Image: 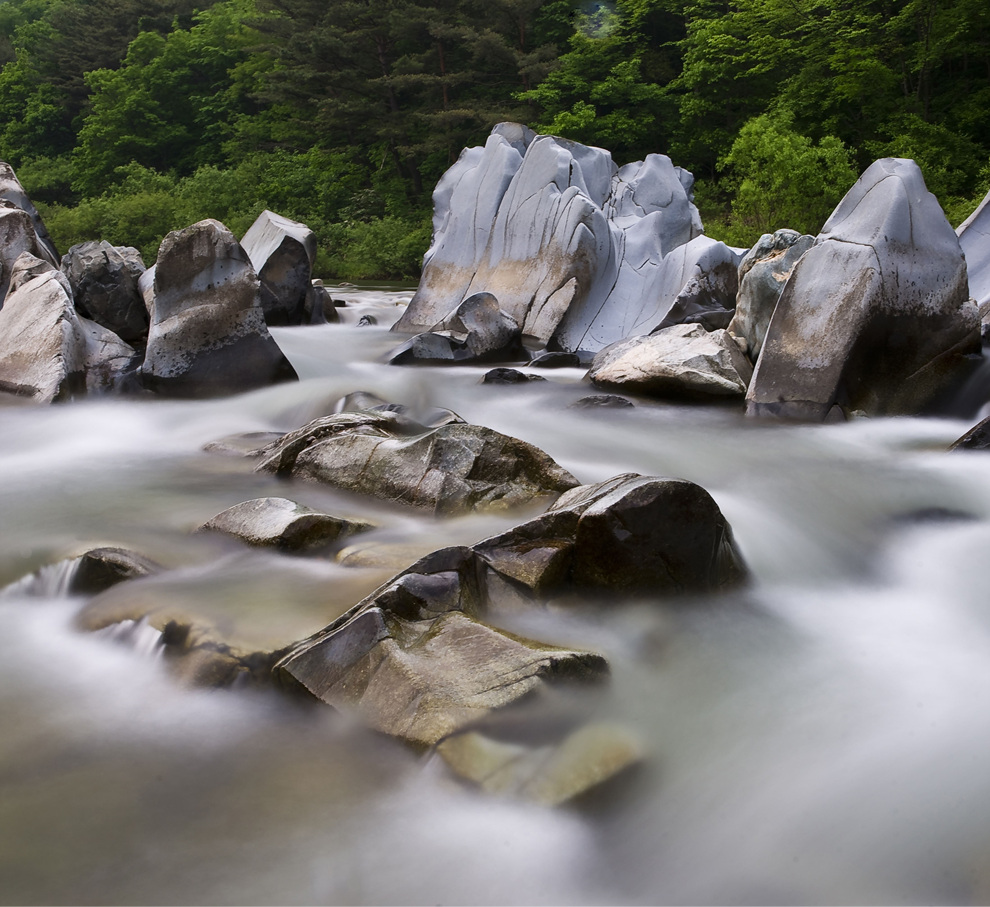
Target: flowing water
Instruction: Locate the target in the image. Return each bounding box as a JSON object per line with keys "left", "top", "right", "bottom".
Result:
{"left": 3, "top": 287, "right": 990, "bottom": 905}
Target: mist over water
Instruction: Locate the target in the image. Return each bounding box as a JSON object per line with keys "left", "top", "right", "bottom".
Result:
{"left": 3, "top": 289, "right": 990, "bottom": 904}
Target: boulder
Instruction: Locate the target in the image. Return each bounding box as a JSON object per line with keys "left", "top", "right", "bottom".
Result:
{"left": 0, "top": 161, "right": 58, "bottom": 265}
{"left": 394, "top": 125, "right": 709, "bottom": 352}
{"left": 252, "top": 411, "right": 579, "bottom": 516}
{"left": 481, "top": 367, "right": 547, "bottom": 385}
{"left": 387, "top": 291, "right": 525, "bottom": 365}
{"left": 0, "top": 254, "right": 137, "bottom": 402}
{"left": 141, "top": 219, "right": 298, "bottom": 397}
{"left": 727, "top": 229, "right": 813, "bottom": 362}
{"left": 240, "top": 209, "right": 317, "bottom": 326}
{"left": 304, "top": 280, "right": 338, "bottom": 324}
{"left": 1, "top": 546, "right": 160, "bottom": 598}
{"left": 277, "top": 606, "right": 606, "bottom": 746}
{"left": 746, "top": 159, "right": 980, "bottom": 420}
{"left": 198, "top": 497, "right": 373, "bottom": 553}
{"left": 0, "top": 203, "right": 58, "bottom": 305}
{"left": 958, "top": 189, "right": 990, "bottom": 311}
{"left": 61, "top": 241, "right": 148, "bottom": 345}
{"left": 588, "top": 324, "right": 753, "bottom": 400}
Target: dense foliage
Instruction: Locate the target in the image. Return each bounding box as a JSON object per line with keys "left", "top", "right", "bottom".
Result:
{"left": 1, "top": 0, "right": 989, "bottom": 275}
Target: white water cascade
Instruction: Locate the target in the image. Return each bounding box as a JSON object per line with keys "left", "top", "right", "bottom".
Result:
{"left": 3, "top": 287, "right": 990, "bottom": 905}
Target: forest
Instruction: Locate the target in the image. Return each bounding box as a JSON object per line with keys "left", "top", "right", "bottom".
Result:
{"left": 0, "top": 0, "right": 988, "bottom": 279}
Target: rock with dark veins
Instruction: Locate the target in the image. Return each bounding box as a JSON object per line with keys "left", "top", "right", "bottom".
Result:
{"left": 746, "top": 158, "right": 980, "bottom": 420}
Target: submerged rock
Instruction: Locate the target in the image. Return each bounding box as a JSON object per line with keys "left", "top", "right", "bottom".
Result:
{"left": 746, "top": 159, "right": 980, "bottom": 420}
{"left": 240, "top": 209, "right": 317, "bottom": 326}
{"left": 481, "top": 367, "right": 547, "bottom": 385}
{"left": 727, "top": 229, "right": 813, "bottom": 362}
{"left": 588, "top": 324, "right": 753, "bottom": 400}
{"left": 569, "top": 394, "right": 634, "bottom": 409}
{"left": 61, "top": 241, "right": 148, "bottom": 345}
{"left": 253, "top": 411, "right": 578, "bottom": 516}
{"left": 958, "top": 189, "right": 990, "bottom": 311}
{"left": 0, "top": 253, "right": 137, "bottom": 402}
{"left": 141, "top": 219, "right": 298, "bottom": 397}
{"left": 277, "top": 606, "right": 606, "bottom": 746}
{"left": 198, "top": 497, "right": 373, "bottom": 553}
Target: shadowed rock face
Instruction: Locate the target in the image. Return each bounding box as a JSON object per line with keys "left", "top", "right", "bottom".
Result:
{"left": 141, "top": 219, "right": 298, "bottom": 397}
{"left": 393, "top": 124, "right": 720, "bottom": 354}
{"left": 61, "top": 241, "right": 148, "bottom": 345}
{"left": 253, "top": 410, "right": 579, "bottom": 516}
{"left": 0, "top": 254, "right": 137, "bottom": 402}
{"left": 588, "top": 324, "right": 753, "bottom": 400}
{"left": 240, "top": 209, "right": 317, "bottom": 326}
{"left": 746, "top": 158, "right": 980, "bottom": 421}
{"left": 728, "top": 229, "right": 814, "bottom": 362}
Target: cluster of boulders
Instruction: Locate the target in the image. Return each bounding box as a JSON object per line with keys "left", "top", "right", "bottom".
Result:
{"left": 0, "top": 166, "right": 354, "bottom": 401}
{"left": 388, "top": 126, "right": 990, "bottom": 423}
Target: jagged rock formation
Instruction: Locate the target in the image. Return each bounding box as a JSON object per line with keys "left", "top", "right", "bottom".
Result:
{"left": 0, "top": 254, "right": 137, "bottom": 401}
{"left": 393, "top": 124, "right": 737, "bottom": 355}
{"left": 0, "top": 161, "right": 59, "bottom": 267}
{"left": 240, "top": 209, "right": 318, "bottom": 326}
{"left": 61, "top": 241, "right": 148, "bottom": 345}
{"left": 588, "top": 323, "right": 753, "bottom": 399}
{"left": 141, "top": 219, "right": 298, "bottom": 397}
{"left": 727, "top": 229, "right": 813, "bottom": 362}
{"left": 746, "top": 158, "right": 980, "bottom": 420}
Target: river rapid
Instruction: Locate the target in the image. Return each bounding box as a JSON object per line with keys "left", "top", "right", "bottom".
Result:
{"left": 3, "top": 287, "right": 990, "bottom": 905}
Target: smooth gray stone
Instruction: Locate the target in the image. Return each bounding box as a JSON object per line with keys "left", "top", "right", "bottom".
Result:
{"left": 589, "top": 324, "right": 753, "bottom": 399}
{"left": 552, "top": 234, "right": 739, "bottom": 354}
{"left": 240, "top": 209, "right": 317, "bottom": 326}
{"left": 0, "top": 161, "right": 59, "bottom": 266}
{"left": 0, "top": 203, "right": 58, "bottom": 305}
{"left": 387, "top": 292, "right": 523, "bottom": 365}
{"left": 746, "top": 158, "right": 980, "bottom": 420}
{"left": 141, "top": 219, "right": 298, "bottom": 398}
{"left": 253, "top": 411, "right": 578, "bottom": 516}
{"left": 728, "top": 229, "right": 813, "bottom": 362}
{"left": 958, "top": 189, "right": 990, "bottom": 310}
{"left": 0, "top": 254, "right": 137, "bottom": 402}
{"left": 61, "top": 241, "right": 148, "bottom": 344}
{"left": 198, "top": 497, "right": 373, "bottom": 553}
{"left": 395, "top": 126, "right": 706, "bottom": 351}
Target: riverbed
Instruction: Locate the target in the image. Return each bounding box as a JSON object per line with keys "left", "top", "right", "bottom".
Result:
{"left": 3, "top": 288, "right": 990, "bottom": 905}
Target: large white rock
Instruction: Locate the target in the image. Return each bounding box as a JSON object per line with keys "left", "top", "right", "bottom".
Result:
{"left": 394, "top": 125, "right": 710, "bottom": 352}
{"left": 958, "top": 190, "right": 990, "bottom": 311}
{"left": 746, "top": 159, "right": 980, "bottom": 420}
{"left": 588, "top": 323, "right": 753, "bottom": 399}
{"left": 240, "top": 209, "right": 317, "bottom": 325}
{"left": 0, "top": 202, "right": 58, "bottom": 305}
{"left": 728, "top": 229, "right": 813, "bottom": 362}
{"left": 0, "top": 161, "right": 59, "bottom": 266}
{"left": 0, "top": 254, "right": 136, "bottom": 402}
{"left": 141, "top": 219, "right": 297, "bottom": 397}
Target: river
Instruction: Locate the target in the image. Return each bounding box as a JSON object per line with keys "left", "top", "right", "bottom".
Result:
{"left": 3, "top": 287, "right": 990, "bottom": 905}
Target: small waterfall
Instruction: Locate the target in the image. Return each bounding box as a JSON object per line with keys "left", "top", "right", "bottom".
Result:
{"left": 94, "top": 618, "right": 165, "bottom": 660}
{"left": 0, "top": 556, "right": 83, "bottom": 599}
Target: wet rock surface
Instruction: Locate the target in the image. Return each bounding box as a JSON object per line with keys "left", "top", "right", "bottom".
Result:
{"left": 141, "top": 219, "right": 298, "bottom": 397}
{"left": 0, "top": 254, "right": 137, "bottom": 402}
{"left": 250, "top": 410, "right": 579, "bottom": 516}
{"left": 588, "top": 323, "right": 753, "bottom": 399}
{"left": 199, "top": 497, "right": 374, "bottom": 553}
{"left": 746, "top": 159, "right": 980, "bottom": 420}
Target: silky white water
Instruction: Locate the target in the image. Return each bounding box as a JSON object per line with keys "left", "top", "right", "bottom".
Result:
{"left": 3, "top": 288, "right": 990, "bottom": 904}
